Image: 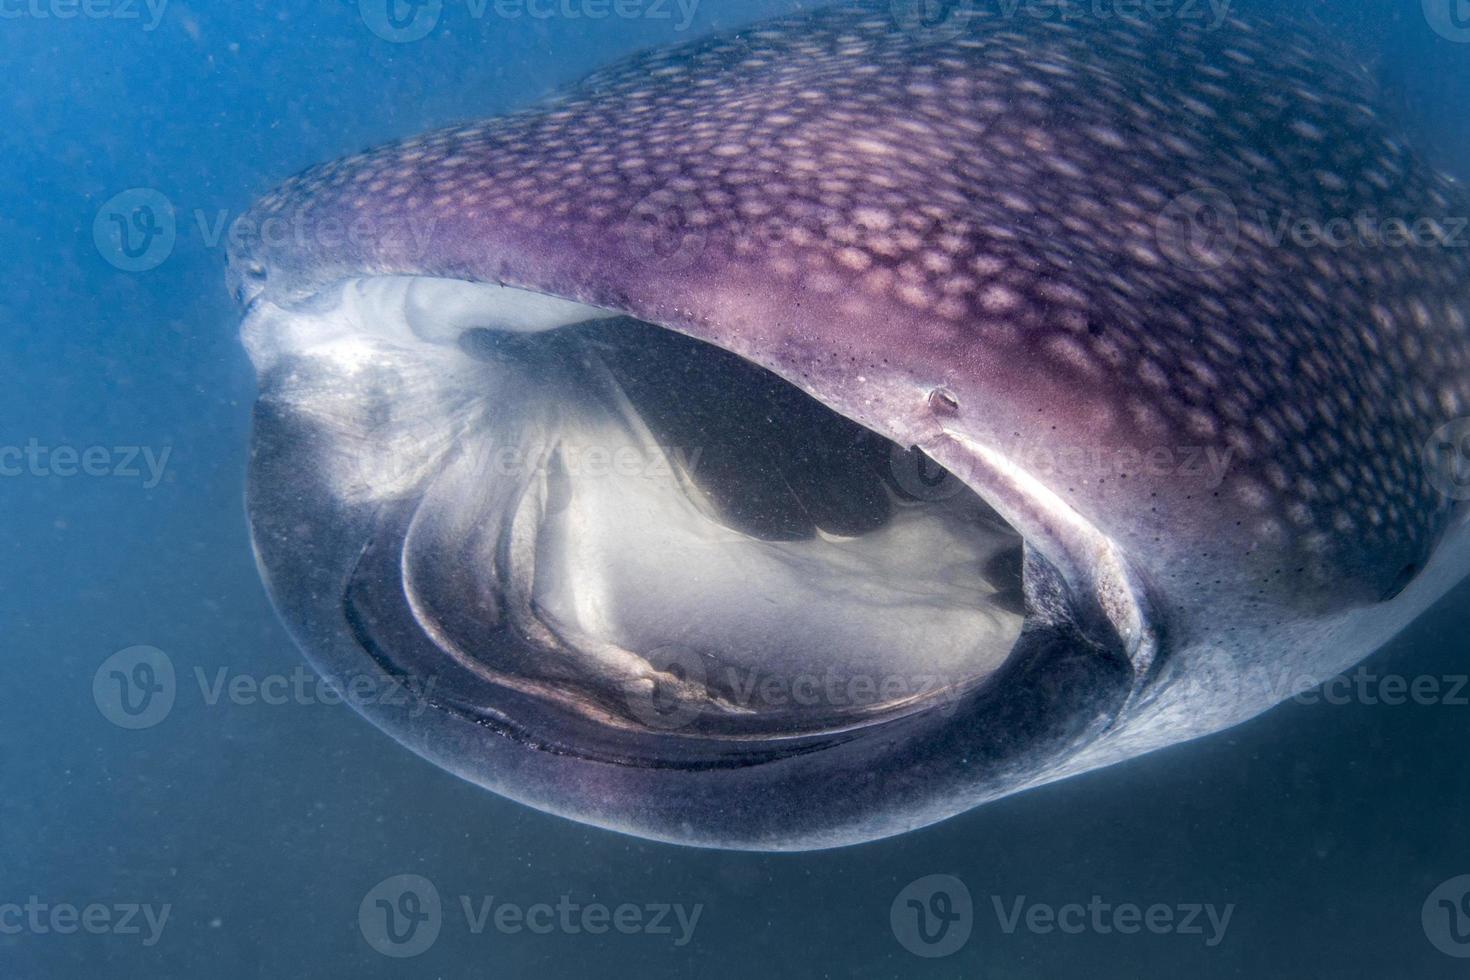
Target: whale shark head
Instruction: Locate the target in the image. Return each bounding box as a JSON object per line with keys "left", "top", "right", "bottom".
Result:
{"left": 228, "top": 1, "right": 1470, "bottom": 849}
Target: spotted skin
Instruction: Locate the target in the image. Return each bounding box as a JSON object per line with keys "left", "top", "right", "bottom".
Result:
{"left": 229, "top": 2, "right": 1470, "bottom": 847}
{"left": 230, "top": 2, "right": 1469, "bottom": 618}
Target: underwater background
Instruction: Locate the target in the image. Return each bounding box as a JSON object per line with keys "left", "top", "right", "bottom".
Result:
{"left": 2, "top": 0, "right": 1470, "bottom": 975}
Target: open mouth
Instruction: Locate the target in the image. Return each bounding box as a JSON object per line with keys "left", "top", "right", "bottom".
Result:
{"left": 246, "top": 276, "right": 1031, "bottom": 751}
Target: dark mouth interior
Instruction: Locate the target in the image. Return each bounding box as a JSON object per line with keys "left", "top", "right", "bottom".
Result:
{"left": 467, "top": 318, "right": 1017, "bottom": 550}
{"left": 321, "top": 279, "right": 1030, "bottom": 740}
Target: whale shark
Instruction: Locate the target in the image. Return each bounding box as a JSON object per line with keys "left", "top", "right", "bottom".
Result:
{"left": 226, "top": 1, "right": 1470, "bottom": 850}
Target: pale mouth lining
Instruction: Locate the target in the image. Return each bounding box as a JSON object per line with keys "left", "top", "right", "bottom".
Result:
{"left": 251, "top": 277, "right": 1029, "bottom": 741}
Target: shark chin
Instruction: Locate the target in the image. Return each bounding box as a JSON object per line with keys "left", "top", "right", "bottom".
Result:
{"left": 229, "top": 2, "right": 1470, "bottom": 849}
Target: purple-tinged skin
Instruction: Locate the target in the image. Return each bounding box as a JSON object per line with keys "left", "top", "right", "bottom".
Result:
{"left": 228, "top": 1, "right": 1470, "bottom": 849}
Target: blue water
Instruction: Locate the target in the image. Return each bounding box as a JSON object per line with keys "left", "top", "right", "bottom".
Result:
{"left": 3, "top": 1, "right": 1470, "bottom": 976}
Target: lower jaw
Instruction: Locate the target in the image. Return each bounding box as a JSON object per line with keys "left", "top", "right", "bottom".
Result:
{"left": 241, "top": 274, "right": 1142, "bottom": 846}
{"left": 245, "top": 275, "right": 1148, "bottom": 747}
